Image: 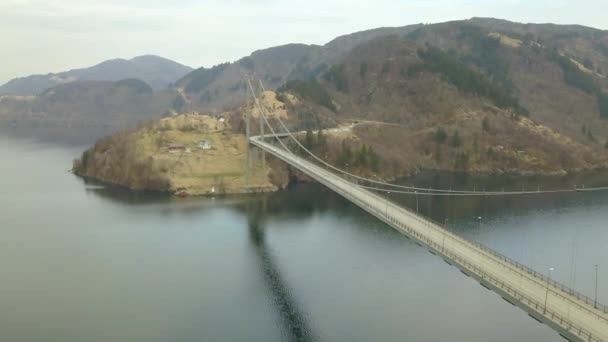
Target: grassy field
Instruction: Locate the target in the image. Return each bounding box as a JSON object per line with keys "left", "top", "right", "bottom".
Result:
{"left": 80, "top": 114, "right": 276, "bottom": 195}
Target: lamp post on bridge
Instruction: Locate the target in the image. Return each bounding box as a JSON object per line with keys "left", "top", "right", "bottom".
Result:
{"left": 477, "top": 216, "right": 482, "bottom": 229}
{"left": 544, "top": 267, "right": 555, "bottom": 314}
{"left": 415, "top": 191, "right": 419, "bottom": 212}
{"left": 385, "top": 191, "right": 391, "bottom": 217}
{"left": 595, "top": 264, "right": 599, "bottom": 309}
{"left": 442, "top": 218, "right": 448, "bottom": 252}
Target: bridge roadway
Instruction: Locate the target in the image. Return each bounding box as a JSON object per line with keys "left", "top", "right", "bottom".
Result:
{"left": 250, "top": 135, "right": 608, "bottom": 342}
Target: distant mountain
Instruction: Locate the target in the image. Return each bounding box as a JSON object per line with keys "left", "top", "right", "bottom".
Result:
{"left": 4, "top": 17, "right": 608, "bottom": 155}
{"left": 0, "top": 55, "right": 192, "bottom": 95}
{"left": 0, "top": 79, "right": 177, "bottom": 144}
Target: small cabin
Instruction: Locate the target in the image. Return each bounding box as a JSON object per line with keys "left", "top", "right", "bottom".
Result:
{"left": 198, "top": 140, "right": 211, "bottom": 150}
{"left": 168, "top": 143, "right": 186, "bottom": 153}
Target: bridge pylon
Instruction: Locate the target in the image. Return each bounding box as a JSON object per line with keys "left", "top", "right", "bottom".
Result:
{"left": 245, "top": 77, "right": 267, "bottom": 173}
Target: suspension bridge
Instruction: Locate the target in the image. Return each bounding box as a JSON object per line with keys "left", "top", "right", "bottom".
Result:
{"left": 245, "top": 78, "right": 608, "bottom": 341}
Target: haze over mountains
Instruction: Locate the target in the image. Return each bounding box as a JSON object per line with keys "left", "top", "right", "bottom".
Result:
{"left": 0, "top": 55, "right": 193, "bottom": 96}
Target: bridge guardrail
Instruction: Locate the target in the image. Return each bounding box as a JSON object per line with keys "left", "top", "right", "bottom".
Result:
{"left": 318, "top": 170, "right": 603, "bottom": 341}
{"left": 378, "top": 207, "right": 603, "bottom": 342}
{"left": 348, "top": 192, "right": 603, "bottom": 342}
{"left": 470, "top": 240, "right": 608, "bottom": 314}
{"left": 254, "top": 138, "right": 606, "bottom": 341}
{"left": 407, "top": 224, "right": 603, "bottom": 342}
{"left": 393, "top": 201, "right": 608, "bottom": 323}
{"left": 403, "top": 207, "right": 608, "bottom": 316}
{"left": 339, "top": 167, "right": 608, "bottom": 316}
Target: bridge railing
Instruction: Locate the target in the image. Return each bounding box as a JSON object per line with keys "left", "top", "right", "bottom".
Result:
{"left": 405, "top": 208, "right": 608, "bottom": 315}
{"left": 342, "top": 188, "right": 603, "bottom": 342}
{"left": 375, "top": 206, "right": 603, "bottom": 342}
{"left": 469, "top": 239, "right": 608, "bottom": 314}
{"left": 388, "top": 199, "right": 608, "bottom": 321}
{"left": 318, "top": 169, "right": 604, "bottom": 340}
{"left": 384, "top": 195, "right": 608, "bottom": 315}
{"left": 254, "top": 138, "right": 606, "bottom": 341}
{"left": 343, "top": 171, "right": 608, "bottom": 315}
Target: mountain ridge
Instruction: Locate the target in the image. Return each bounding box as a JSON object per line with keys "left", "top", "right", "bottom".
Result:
{"left": 3, "top": 17, "right": 608, "bottom": 151}
{"left": 0, "top": 55, "right": 193, "bottom": 96}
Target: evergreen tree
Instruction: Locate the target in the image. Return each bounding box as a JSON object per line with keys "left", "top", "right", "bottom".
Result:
{"left": 482, "top": 117, "right": 490, "bottom": 132}
{"left": 357, "top": 145, "right": 368, "bottom": 167}
{"left": 316, "top": 129, "right": 327, "bottom": 149}
{"left": 454, "top": 152, "right": 469, "bottom": 171}
{"left": 337, "top": 140, "right": 352, "bottom": 167}
{"left": 450, "top": 130, "right": 462, "bottom": 148}
{"left": 305, "top": 129, "right": 314, "bottom": 149}
{"left": 434, "top": 127, "right": 447, "bottom": 144}
{"left": 360, "top": 62, "right": 368, "bottom": 78}
{"left": 369, "top": 147, "right": 381, "bottom": 172}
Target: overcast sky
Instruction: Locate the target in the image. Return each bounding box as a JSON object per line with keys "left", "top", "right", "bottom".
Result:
{"left": 1, "top": 0, "right": 607, "bottom": 84}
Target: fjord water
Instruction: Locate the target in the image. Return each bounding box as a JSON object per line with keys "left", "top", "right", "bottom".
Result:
{"left": 1, "top": 136, "right": 606, "bottom": 342}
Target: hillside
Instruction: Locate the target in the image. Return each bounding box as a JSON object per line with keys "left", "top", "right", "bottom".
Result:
{"left": 173, "top": 24, "right": 423, "bottom": 112}
{"left": 74, "top": 80, "right": 608, "bottom": 199}
{"left": 274, "top": 21, "right": 608, "bottom": 177}
{"left": 0, "top": 55, "right": 192, "bottom": 95}
{"left": 73, "top": 113, "right": 279, "bottom": 195}
{"left": 171, "top": 18, "right": 608, "bottom": 130}
{"left": 400, "top": 18, "right": 608, "bottom": 139}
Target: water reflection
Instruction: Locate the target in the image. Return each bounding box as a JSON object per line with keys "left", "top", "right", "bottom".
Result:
{"left": 246, "top": 196, "right": 318, "bottom": 342}
{"left": 81, "top": 179, "right": 172, "bottom": 205}
{"left": 82, "top": 179, "right": 321, "bottom": 341}
{"left": 80, "top": 169, "right": 608, "bottom": 223}
{"left": 83, "top": 176, "right": 354, "bottom": 221}
{"left": 78, "top": 169, "right": 608, "bottom": 329}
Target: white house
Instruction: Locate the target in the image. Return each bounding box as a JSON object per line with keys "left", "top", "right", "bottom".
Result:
{"left": 198, "top": 140, "right": 211, "bottom": 150}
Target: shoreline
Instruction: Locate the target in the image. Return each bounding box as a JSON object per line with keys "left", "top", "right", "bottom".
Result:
{"left": 73, "top": 165, "right": 608, "bottom": 198}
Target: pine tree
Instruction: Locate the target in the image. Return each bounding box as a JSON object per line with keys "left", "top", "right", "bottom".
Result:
{"left": 434, "top": 127, "right": 447, "bottom": 144}
{"left": 450, "top": 130, "right": 462, "bottom": 148}
{"left": 482, "top": 117, "right": 490, "bottom": 132}
{"left": 338, "top": 140, "right": 352, "bottom": 167}
{"left": 305, "top": 129, "right": 314, "bottom": 149}
{"left": 357, "top": 144, "right": 368, "bottom": 167}
{"left": 369, "top": 147, "right": 381, "bottom": 172}
{"left": 316, "top": 129, "right": 327, "bottom": 151}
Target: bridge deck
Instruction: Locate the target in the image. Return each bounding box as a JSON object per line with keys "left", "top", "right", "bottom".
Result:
{"left": 251, "top": 136, "right": 608, "bottom": 342}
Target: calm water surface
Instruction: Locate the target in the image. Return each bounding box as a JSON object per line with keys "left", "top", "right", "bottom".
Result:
{"left": 0, "top": 136, "right": 606, "bottom": 342}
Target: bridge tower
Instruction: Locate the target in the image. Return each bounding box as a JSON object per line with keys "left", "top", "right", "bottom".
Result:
{"left": 246, "top": 77, "right": 267, "bottom": 171}
{"left": 257, "top": 80, "right": 266, "bottom": 170}
{"left": 245, "top": 76, "right": 251, "bottom": 184}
